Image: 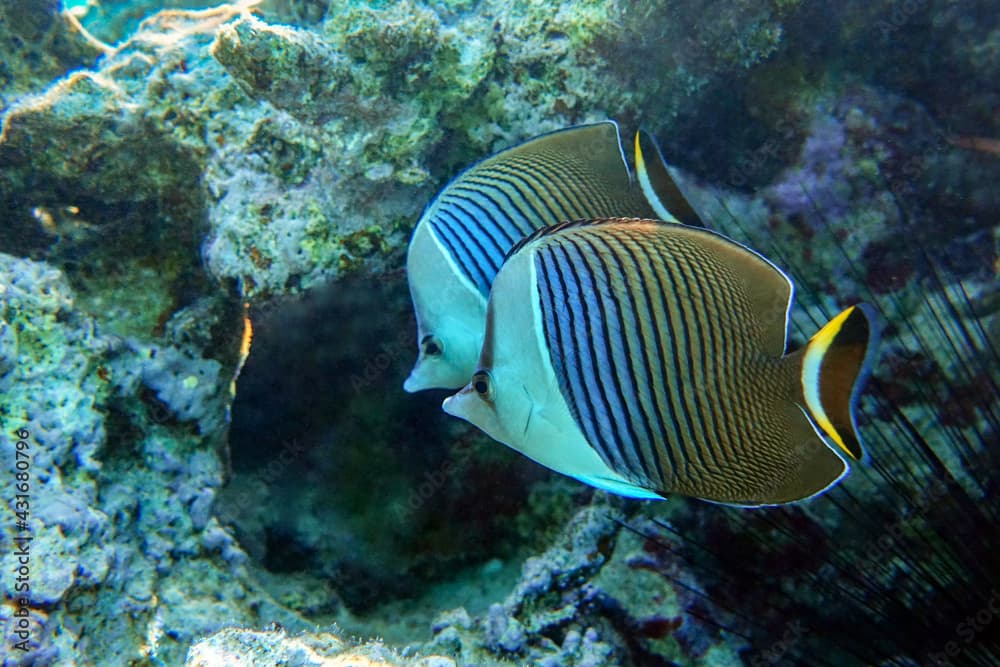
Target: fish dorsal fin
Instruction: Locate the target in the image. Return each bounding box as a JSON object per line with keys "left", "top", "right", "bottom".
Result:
{"left": 423, "top": 122, "right": 654, "bottom": 297}
{"left": 634, "top": 130, "right": 705, "bottom": 228}
{"left": 511, "top": 218, "right": 792, "bottom": 359}
{"left": 505, "top": 216, "right": 643, "bottom": 262}
{"left": 693, "top": 231, "right": 794, "bottom": 356}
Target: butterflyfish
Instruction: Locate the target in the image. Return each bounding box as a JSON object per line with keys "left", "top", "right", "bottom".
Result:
{"left": 404, "top": 122, "right": 701, "bottom": 392}
{"left": 442, "top": 218, "right": 879, "bottom": 506}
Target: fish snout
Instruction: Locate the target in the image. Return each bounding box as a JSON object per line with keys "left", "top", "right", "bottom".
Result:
{"left": 441, "top": 384, "right": 474, "bottom": 419}
{"left": 403, "top": 369, "right": 422, "bottom": 393}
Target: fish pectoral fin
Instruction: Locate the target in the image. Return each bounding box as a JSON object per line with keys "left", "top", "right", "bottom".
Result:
{"left": 521, "top": 384, "right": 534, "bottom": 436}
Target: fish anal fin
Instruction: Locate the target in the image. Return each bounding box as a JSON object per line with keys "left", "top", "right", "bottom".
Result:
{"left": 678, "top": 405, "right": 847, "bottom": 507}
{"left": 750, "top": 405, "right": 849, "bottom": 505}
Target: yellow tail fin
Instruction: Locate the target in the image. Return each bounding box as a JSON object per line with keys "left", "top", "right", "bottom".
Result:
{"left": 796, "top": 304, "right": 879, "bottom": 462}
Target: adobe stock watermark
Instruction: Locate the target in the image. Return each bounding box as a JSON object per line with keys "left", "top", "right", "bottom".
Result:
{"left": 726, "top": 89, "right": 826, "bottom": 188}
{"left": 350, "top": 325, "right": 413, "bottom": 394}
{"left": 389, "top": 445, "right": 475, "bottom": 522}
{"left": 227, "top": 437, "right": 307, "bottom": 510}
{"left": 875, "top": 0, "right": 958, "bottom": 38}
{"left": 816, "top": 475, "right": 953, "bottom": 583}
{"left": 747, "top": 620, "right": 805, "bottom": 667}
{"left": 924, "top": 588, "right": 1000, "bottom": 666}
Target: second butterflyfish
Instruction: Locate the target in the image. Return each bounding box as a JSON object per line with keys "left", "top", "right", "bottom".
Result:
{"left": 443, "top": 218, "right": 879, "bottom": 506}
{"left": 404, "top": 121, "right": 700, "bottom": 392}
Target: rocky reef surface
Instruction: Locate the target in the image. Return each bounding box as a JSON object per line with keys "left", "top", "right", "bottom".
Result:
{"left": 1, "top": 0, "right": 997, "bottom": 665}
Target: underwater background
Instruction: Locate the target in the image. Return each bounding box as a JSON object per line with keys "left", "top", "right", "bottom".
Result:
{"left": 0, "top": 0, "right": 998, "bottom": 665}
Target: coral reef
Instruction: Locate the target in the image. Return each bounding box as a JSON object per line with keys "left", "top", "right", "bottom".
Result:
{"left": 425, "top": 503, "right": 745, "bottom": 666}
{"left": 185, "top": 626, "right": 458, "bottom": 667}
{"left": 0, "top": 0, "right": 107, "bottom": 108}
{"left": 0, "top": 253, "right": 299, "bottom": 665}
{"left": 0, "top": 0, "right": 996, "bottom": 665}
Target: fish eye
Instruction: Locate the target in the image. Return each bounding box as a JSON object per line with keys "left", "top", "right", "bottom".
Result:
{"left": 472, "top": 370, "right": 493, "bottom": 400}
{"left": 421, "top": 334, "right": 442, "bottom": 357}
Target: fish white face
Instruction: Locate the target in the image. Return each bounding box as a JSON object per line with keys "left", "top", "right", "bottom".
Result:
{"left": 404, "top": 223, "right": 488, "bottom": 392}
{"left": 442, "top": 247, "right": 661, "bottom": 499}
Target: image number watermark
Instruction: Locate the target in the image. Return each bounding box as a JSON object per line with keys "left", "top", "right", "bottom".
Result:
{"left": 10, "top": 427, "right": 33, "bottom": 653}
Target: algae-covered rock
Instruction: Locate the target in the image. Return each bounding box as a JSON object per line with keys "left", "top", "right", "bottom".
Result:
{"left": 1, "top": 0, "right": 810, "bottom": 303}
{"left": 425, "top": 503, "right": 745, "bottom": 666}
{"left": 212, "top": 15, "right": 353, "bottom": 123}
{"left": 0, "top": 0, "right": 108, "bottom": 109}
{"left": 0, "top": 249, "right": 291, "bottom": 665}
{"left": 185, "top": 626, "right": 458, "bottom": 667}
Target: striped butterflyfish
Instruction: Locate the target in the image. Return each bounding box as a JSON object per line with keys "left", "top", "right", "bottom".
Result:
{"left": 442, "top": 218, "right": 879, "bottom": 506}
{"left": 404, "top": 121, "right": 701, "bottom": 392}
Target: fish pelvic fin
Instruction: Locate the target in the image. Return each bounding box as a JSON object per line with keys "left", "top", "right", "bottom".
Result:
{"left": 793, "top": 304, "right": 880, "bottom": 462}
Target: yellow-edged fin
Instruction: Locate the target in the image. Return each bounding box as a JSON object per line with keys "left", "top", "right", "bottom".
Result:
{"left": 798, "top": 304, "right": 879, "bottom": 461}
{"left": 229, "top": 303, "right": 254, "bottom": 401}
{"left": 634, "top": 130, "right": 705, "bottom": 228}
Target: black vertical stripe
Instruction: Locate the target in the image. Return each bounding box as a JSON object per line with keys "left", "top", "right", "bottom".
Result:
{"left": 487, "top": 163, "right": 569, "bottom": 227}
{"left": 438, "top": 198, "right": 509, "bottom": 264}
{"left": 574, "top": 235, "right": 657, "bottom": 481}
{"left": 673, "top": 247, "right": 738, "bottom": 463}
{"left": 446, "top": 186, "right": 523, "bottom": 246}
{"left": 538, "top": 249, "right": 614, "bottom": 468}
{"left": 645, "top": 251, "right": 704, "bottom": 475}
{"left": 554, "top": 242, "right": 633, "bottom": 473}
{"left": 456, "top": 177, "right": 539, "bottom": 239}
{"left": 515, "top": 156, "right": 592, "bottom": 218}
{"left": 613, "top": 237, "right": 683, "bottom": 483}
{"left": 434, "top": 210, "right": 501, "bottom": 289}
{"left": 431, "top": 218, "right": 492, "bottom": 293}
{"left": 585, "top": 234, "right": 671, "bottom": 485}
{"left": 669, "top": 246, "right": 732, "bottom": 468}
{"left": 697, "top": 256, "right": 756, "bottom": 461}
{"left": 643, "top": 241, "right": 713, "bottom": 476}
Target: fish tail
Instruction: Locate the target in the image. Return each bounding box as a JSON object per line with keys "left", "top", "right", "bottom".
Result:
{"left": 792, "top": 304, "right": 880, "bottom": 462}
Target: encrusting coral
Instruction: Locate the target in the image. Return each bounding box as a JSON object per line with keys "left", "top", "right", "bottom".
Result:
{"left": 1, "top": 0, "right": 997, "bottom": 665}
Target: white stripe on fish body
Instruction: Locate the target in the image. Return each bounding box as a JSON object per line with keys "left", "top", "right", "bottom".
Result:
{"left": 442, "top": 243, "right": 662, "bottom": 500}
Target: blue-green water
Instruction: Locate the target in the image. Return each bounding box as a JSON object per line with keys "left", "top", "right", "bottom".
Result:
{"left": 0, "top": 1, "right": 997, "bottom": 666}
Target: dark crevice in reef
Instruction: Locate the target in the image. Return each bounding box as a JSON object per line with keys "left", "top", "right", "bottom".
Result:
{"left": 222, "top": 272, "right": 546, "bottom": 613}
{"left": 263, "top": 526, "right": 317, "bottom": 574}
